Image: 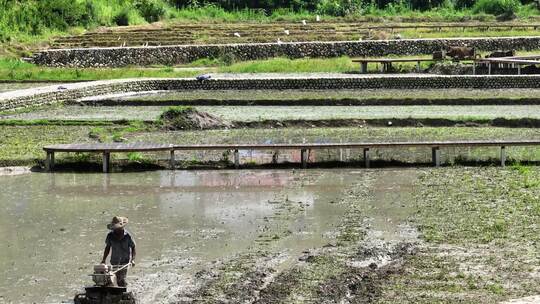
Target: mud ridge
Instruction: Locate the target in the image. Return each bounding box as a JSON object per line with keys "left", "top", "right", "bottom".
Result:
{"left": 234, "top": 117, "right": 540, "bottom": 128}
{"left": 74, "top": 97, "right": 540, "bottom": 107}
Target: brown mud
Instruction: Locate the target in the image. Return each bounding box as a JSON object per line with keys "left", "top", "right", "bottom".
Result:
{"left": 159, "top": 107, "right": 232, "bottom": 130}
{"left": 234, "top": 117, "right": 540, "bottom": 128}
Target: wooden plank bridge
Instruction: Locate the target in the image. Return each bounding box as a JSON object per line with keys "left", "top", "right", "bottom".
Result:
{"left": 43, "top": 140, "right": 540, "bottom": 173}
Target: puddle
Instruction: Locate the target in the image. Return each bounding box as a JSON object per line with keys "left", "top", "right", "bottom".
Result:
{"left": 0, "top": 169, "right": 362, "bottom": 303}
{"left": 366, "top": 169, "right": 419, "bottom": 242}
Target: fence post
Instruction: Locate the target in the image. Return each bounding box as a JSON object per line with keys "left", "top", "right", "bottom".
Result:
{"left": 363, "top": 148, "right": 370, "bottom": 168}
{"left": 234, "top": 149, "right": 239, "bottom": 169}
{"left": 170, "top": 150, "right": 175, "bottom": 170}
{"left": 301, "top": 149, "right": 307, "bottom": 169}
{"left": 432, "top": 147, "right": 440, "bottom": 167}
{"left": 361, "top": 62, "right": 368, "bottom": 73}
{"left": 501, "top": 146, "right": 506, "bottom": 167}
{"left": 102, "top": 152, "right": 110, "bottom": 173}
{"left": 45, "top": 151, "right": 55, "bottom": 172}
{"left": 339, "top": 139, "right": 343, "bottom": 162}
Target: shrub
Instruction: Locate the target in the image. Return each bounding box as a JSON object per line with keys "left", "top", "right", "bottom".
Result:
{"left": 317, "top": 0, "right": 362, "bottom": 16}
{"left": 134, "top": 0, "right": 167, "bottom": 22}
{"left": 113, "top": 8, "right": 131, "bottom": 26}
{"left": 472, "top": 0, "right": 522, "bottom": 15}
{"left": 40, "top": 0, "right": 95, "bottom": 29}
{"left": 455, "top": 0, "right": 476, "bottom": 8}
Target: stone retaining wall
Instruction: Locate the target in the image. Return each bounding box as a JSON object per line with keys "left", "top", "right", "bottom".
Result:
{"left": 4, "top": 75, "right": 540, "bottom": 111}
{"left": 30, "top": 36, "right": 540, "bottom": 67}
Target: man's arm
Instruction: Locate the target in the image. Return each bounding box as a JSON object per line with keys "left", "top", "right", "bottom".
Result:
{"left": 130, "top": 245, "right": 136, "bottom": 267}
{"left": 101, "top": 245, "right": 110, "bottom": 264}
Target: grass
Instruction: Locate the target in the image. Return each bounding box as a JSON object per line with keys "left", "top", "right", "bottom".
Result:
{"left": 0, "top": 0, "right": 539, "bottom": 57}
{"left": 4, "top": 50, "right": 540, "bottom": 82}
{"left": 7, "top": 49, "right": 540, "bottom": 81}
{"left": 414, "top": 168, "right": 540, "bottom": 244}
{"left": 379, "top": 167, "right": 540, "bottom": 302}
{"left": 0, "top": 58, "right": 203, "bottom": 81}
{"left": 219, "top": 57, "right": 356, "bottom": 73}
{"left": 0, "top": 56, "right": 438, "bottom": 82}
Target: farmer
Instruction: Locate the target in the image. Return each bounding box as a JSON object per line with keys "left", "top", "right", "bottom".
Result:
{"left": 101, "top": 216, "right": 136, "bottom": 287}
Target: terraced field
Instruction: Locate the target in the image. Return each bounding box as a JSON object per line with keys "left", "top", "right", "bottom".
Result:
{"left": 87, "top": 88, "right": 540, "bottom": 106}
{"left": 5, "top": 105, "right": 540, "bottom": 122}
{"left": 6, "top": 8, "right": 540, "bottom": 303}
{"left": 50, "top": 22, "right": 540, "bottom": 48}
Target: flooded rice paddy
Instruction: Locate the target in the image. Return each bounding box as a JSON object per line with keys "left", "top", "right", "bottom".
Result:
{"left": 5, "top": 105, "right": 540, "bottom": 121}
{"left": 0, "top": 169, "right": 408, "bottom": 303}
{"left": 91, "top": 89, "right": 540, "bottom": 102}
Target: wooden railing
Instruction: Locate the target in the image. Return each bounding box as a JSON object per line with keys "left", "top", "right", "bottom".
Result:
{"left": 43, "top": 140, "right": 540, "bottom": 172}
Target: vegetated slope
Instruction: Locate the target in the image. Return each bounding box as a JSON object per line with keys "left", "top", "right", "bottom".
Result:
{"left": 49, "top": 21, "right": 540, "bottom": 48}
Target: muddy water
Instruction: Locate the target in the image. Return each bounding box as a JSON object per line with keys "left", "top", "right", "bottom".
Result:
{"left": 0, "top": 170, "right": 366, "bottom": 303}
{"left": 366, "top": 169, "right": 418, "bottom": 242}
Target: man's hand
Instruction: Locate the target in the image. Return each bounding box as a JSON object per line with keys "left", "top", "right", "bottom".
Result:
{"left": 130, "top": 260, "right": 136, "bottom": 268}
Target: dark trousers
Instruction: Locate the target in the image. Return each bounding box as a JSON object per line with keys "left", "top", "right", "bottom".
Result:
{"left": 113, "top": 265, "right": 129, "bottom": 287}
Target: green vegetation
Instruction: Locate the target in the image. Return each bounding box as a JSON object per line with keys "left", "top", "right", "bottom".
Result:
{"left": 1, "top": 51, "right": 539, "bottom": 81}
{"left": 220, "top": 56, "right": 355, "bottom": 73}
{"left": 380, "top": 168, "right": 540, "bottom": 302}
{"left": 0, "top": 58, "right": 202, "bottom": 81}
{"left": 416, "top": 168, "right": 540, "bottom": 244}
{"left": 0, "top": 0, "right": 175, "bottom": 43}
{"left": 473, "top": 0, "right": 522, "bottom": 16}
{"left": 1, "top": 0, "right": 539, "bottom": 56}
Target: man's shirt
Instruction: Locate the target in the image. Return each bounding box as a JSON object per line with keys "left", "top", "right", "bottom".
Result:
{"left": 105, "top": 230, "right": 136, "bottom": 265}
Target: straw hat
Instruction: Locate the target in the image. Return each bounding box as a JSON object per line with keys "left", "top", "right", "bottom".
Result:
{"left": 107, "top": 216, "right": 128, "bottom": 230}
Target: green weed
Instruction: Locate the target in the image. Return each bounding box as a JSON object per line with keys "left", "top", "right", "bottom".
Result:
{"left": 127, "top": 152, "right": 145, "bottom": 162}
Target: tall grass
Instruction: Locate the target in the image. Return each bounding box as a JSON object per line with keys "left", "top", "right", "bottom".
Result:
{"left": 0, "top": 0, "right": 176, "bottom": 43}
{"left": 1, "top": 0, "right": 539, "bottom": 59}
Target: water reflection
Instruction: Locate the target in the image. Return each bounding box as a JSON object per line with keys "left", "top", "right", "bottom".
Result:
{"left": 0, "top": 170, "right": 354, "bottom": 303}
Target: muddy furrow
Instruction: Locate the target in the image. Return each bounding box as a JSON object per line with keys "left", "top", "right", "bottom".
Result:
{"left": 166, "top": 170, "right": 420, "bottom": 304}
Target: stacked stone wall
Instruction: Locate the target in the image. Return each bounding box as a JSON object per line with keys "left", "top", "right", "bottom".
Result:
{"left": 4, "top": 75, "right": 540, "bottom": 111}
{"left": 30, "top": 37, "right": 540, "bottom": 67}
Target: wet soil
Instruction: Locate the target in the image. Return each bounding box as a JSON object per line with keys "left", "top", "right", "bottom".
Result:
{"left": 151, "top": 169, "right": 419, "bottom": 304}
{"left": 0, "top": 169, "right": 419, "bottom": 303}
{"left": 0, "top": 169, "right": 421, "bottom": 303}
{"left": 7, "top": 105, "right": 540, "bottom": 129}
{"left": 78, "top": 89, "right": 540, "bottom": 106}
{"left": 380, "top": 167, "right": 540, "bottom": 303}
